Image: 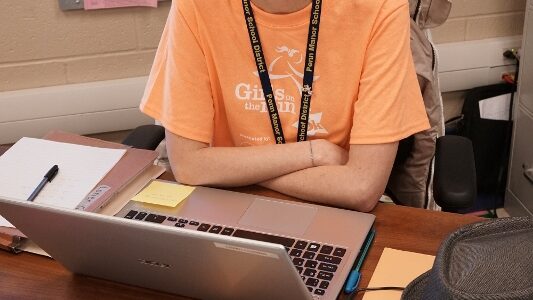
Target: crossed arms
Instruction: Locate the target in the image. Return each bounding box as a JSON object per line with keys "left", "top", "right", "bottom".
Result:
{"left": 166, "top": 130, "right": 398, "bottom": 212}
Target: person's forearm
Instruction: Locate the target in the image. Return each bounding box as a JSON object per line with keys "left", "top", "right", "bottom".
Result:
{"left": 258, "top": 142, "right": 397, "bottom": 214}
{"left": 166, "top": 131, "right": 348, "bottom": 188}
{"left": 259, "top": 165, "right": 382, "bottom": 212}
{"left": 169, "top": 140, "right": 314, "bottom": 187}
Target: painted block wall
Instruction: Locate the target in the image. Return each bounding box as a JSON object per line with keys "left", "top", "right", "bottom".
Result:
{"left": 0, "top": 1, "right": 527, "bottom": 93}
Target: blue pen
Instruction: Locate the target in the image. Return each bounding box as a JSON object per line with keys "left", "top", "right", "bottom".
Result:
{"left": 344, "top": 228, "right": 375, "bottom": 294}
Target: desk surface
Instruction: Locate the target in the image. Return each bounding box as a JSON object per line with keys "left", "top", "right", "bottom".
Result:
{"left": 0, "top": 173, "right": 482, "bottom": 299}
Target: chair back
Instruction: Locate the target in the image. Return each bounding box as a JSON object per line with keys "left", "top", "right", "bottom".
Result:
{"left": 386, "top": 0, "right": 451, "bottom": 209}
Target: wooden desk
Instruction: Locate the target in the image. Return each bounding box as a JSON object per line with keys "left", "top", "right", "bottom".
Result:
{"left": 0, "top": 179, "right": 481, "bottom": 299}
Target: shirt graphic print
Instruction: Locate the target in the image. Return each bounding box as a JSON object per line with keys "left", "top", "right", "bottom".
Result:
{"left": 233, "top": 44, "right": 327, "bottom": 146}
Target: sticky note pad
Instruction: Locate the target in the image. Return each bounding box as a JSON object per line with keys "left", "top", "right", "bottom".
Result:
{"left": 132, "top": 181, "right": 195, "bottom": 207}
{"left": 362, "top": 248, "right": 435, "bottom": 300}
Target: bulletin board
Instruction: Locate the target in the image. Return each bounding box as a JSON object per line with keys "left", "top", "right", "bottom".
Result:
{"left": 59, "top": 0, "right": 169, "bottom": 10}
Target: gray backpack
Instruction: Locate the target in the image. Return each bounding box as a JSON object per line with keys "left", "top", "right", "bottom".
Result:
{"left": 386, "top": 0, "right": 452, "bottom": 209}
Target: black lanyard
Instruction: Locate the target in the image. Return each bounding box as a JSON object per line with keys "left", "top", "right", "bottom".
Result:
{"left": 242, "top": 0, "right": 322, "bottom": 144}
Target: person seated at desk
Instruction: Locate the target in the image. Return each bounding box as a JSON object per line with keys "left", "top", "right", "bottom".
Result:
{"left": 140, "top": 0, "right": 430, "bottom": 212}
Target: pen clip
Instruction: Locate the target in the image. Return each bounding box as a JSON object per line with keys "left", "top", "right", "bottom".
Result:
{"left": 343, "top": 228, "right": 375, "bottom": 294}
{"left": 344, "top": 271, "right": 361, "bottom": 294}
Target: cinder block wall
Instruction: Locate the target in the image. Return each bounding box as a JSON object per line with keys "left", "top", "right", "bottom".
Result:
{"left": 432, "top": 0, "right": 526, "bottom": 44}
{"left": 0, "top": 0, "right": 170, "bottom": 92}
{"left": 0, "top": 0, "right": 527, "bottom": 93}
{"left": 433, "top": 0, "right": 527, "bottom": 121}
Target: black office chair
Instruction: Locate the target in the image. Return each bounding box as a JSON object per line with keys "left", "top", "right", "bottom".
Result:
{"left": 392, "top": 134, "right": 476, "bottom": 211}
{"left": 434, "top": 136, "right": 476, "bottom": 210}
{"left": 122, "top": 124, "right": 166, "bottom": 151}
{"left": 382, "top": 0, "right": 476, "bottom": 211}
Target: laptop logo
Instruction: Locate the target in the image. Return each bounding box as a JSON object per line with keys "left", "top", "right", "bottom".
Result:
{"left": 214, "top": 242, "right": 279, "bottom": 259}
{"left": 137, "top": 259, "right": 171, "bottom": 269}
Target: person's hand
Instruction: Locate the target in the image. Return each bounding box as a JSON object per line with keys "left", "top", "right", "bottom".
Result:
{"left": 310, "top": 139, "right": 349, "bottom": 166}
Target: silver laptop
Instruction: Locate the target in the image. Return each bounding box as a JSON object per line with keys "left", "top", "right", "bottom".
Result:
{"left": 0, "top": 184, "right": 375, "bottom": 300}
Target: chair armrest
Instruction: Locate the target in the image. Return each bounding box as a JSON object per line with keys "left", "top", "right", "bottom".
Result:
{"left": 122, "top": 125, "right": 165, "bottom": 150}
{"left": 434, "top": 135, "right": 477, "bottom": 210}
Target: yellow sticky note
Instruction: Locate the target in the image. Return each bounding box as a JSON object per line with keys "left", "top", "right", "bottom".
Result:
{"left": 132, "top": 181, "right": 195, "bottom": 207}
{"left": 362, "top": 248, "right": 435, "bottom": 300}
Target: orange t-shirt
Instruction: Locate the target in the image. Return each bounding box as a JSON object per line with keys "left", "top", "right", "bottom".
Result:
{"left": 140, "top": 0, "right": 429, "bottom": 148}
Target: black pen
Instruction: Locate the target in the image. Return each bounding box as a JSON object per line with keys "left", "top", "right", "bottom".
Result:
{"left": 27, "top": 165, "right": 59, "bottom": 202}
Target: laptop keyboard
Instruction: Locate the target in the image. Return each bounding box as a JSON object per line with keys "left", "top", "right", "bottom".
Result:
{"left": 123, "top": 210, "right": 347, "bottom": 297}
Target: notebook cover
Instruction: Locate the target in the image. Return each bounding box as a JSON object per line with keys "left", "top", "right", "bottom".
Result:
{"left": 100, "top": 164, "right": 166, "bottom": 216}
{"left": 43, "top": 130, "right": 158, "bottom": 212}
{"left": 0, "top": 146, "right": 27, "bottom": 252}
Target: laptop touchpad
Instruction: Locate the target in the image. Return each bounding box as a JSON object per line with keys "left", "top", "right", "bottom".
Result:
{"left": 238, "top": 199, "right": 317, "bottom": 236}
